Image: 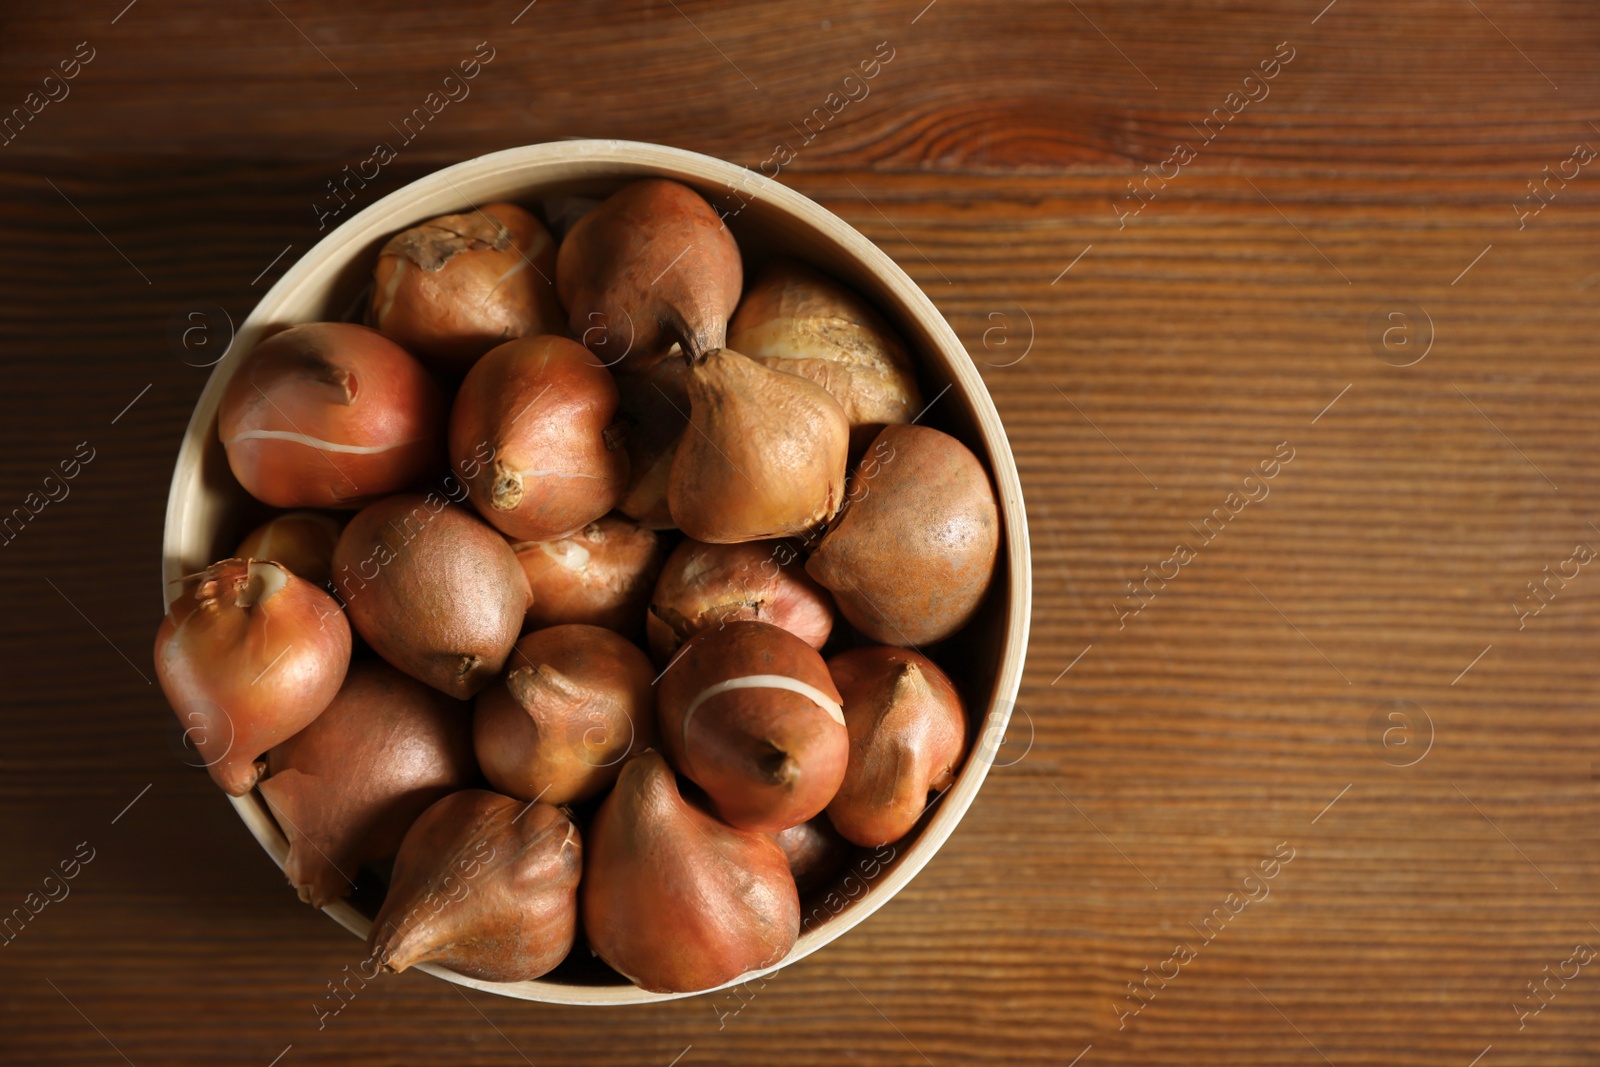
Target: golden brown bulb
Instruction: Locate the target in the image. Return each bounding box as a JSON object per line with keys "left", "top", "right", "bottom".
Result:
{"left": 153, "top": 559, "right": 351, "bottom": 796}
{"left": 370, "top": 790, "right": 581, "bottom": 983}
{"left": 806, "top": 424, "right": 998, "bottom": 646}
{"left": 556, "top": 178, "right": 743, "bottom": 365}
{"left": 728, "top": 259, "right": 922, "bottom": 454}
{"left": 824, "top": 646, "right": 967, "bottom": 847}
{"left": 582, "top": 752, "right": 798, "bottom": 993}
{"left": 668, "top": 347, "right": 848, "bottom": 544}
{"left": 259, "top": 660, "right": 474, "bottom": 907}
{"left": 371, "top": 202, "right": 563, "bottom": 373}
{"left": 656, "top": 621, "right": 847, "bottom": 834}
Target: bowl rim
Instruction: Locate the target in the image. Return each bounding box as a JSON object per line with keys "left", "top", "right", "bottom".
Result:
{"left": 160, "top": 139, "right": 1032, "bottom": 1005}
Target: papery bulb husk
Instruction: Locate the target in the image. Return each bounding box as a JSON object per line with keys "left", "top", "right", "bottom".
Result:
{"left": 448, "top": 335, "right": 629, "bottom": 542}
{"left": 613, "top": 355, "right": 689, "bottom": 528}
{"left": 217, "top": 323, "right": 445, "bottom": 509}
{"left": 657, "top": 621, "right": 847, "bottom": 833}
{"left": 473, "top": 624, "right": 657, "bottom": 805}
{"left": 510, "top": 515, "right": 663, "bottom": 636}
{"left": 646, "top": 537, "right": 834, "bottom": 664}
{"left": 556, "top": 178, "right": 742, "bottom": 366}
{"left": 154, "top": 559, "right": 352, "bottom": 796}
{"left": 824, "top": 647, "right": 967, "bottom": 848}
{"left": 371, "top": 202, "right": 564, "bottom": 374}
{"left": 370, "top": 790, "right": 581, "bottom": 982}
{"left": 582, "top": 751, "right": 799, "bottom": 993}
{"left": 331, "top": 495, "right": 529, "bottom": 699}
{"left": 771, "top": 816, "right": 851, "bottom": 897}
{"left": 668, "top": 348, "right": 848, "bottom": 544}
{"left": 727, "top": 259, "right": 923, "bottom": 455}
{"left": 258, "top": 660, "right": 474, "bottom": 908}
{"left": 806, "top": 424, "right": 999, "bottom": 646}
{"left": 235, "top": 511, "right": 345, "bottom": 587}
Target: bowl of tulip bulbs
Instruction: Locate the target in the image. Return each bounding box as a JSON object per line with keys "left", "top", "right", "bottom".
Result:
{"left": 157, "top": 140, "right": 1030, "bottom": 1004}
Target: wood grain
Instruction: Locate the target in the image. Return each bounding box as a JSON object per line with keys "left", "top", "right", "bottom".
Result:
{"left": 2, "top": 0, "right": 1598, "bottom": 1064}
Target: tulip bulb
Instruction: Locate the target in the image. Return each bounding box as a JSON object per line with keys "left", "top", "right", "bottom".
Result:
{"left": 448, "top": 335, "right": 629, "bottom": 542}
{"left": 153, "top": 559, "right": 351, "bottom": 795}
{"left": 646, "top": 537, "right": 833, "bottom": 664}
{"left": 332, "top": 495, "right": 529, "bottom": 699}
{"left": 370, "top": 790, "right": 581, "bottom": 983}
{"left": 556, "top": 178, "right": 743, "bottom": 365}
{"left": 657, "top": 621, "right": 847, "bottom": 833}
{"left": 259, "top": 660, "right": 474, "bottom": 907}
{"left": 727, "top": 259, "right": 923, "bottom": 453}
{"left": 583, "top": 751, "right": 799, "bottom": 993}
{"left": 473, "top": 624, "right": 657, "bottom": 805}
{"left": 371, "top": 202, "right": 564, "bottom": 373}
{"left": 806, "top": 424, "right": 999, "bottom": 646}
{"left": 668, "top": 347, "right": 849, "bottom": 544}
{"left": 511, "top": 515, "right": 663, "bottom": 636}
{"left": 825, "top": 647, "right": 967, "bottom": 847}
{"left": 217, "top": 323, "right": 445, "bottom": 509}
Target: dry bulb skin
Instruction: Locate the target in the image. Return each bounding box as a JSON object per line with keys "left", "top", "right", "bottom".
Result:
{"left": 153, "top": 559, "right": 351, "bottom": 796}
{"left": 258, "top": 660, "right": 475, "bottom": 908}
{"left": 657, "top": 621, "right": 847, "bottom": 833}
{"left": 824, "top": 647, "right": 968, "bottom": 848}
{"left": 771, "top": 816, "right": 851, "bottom": 896}
{"left": 370, "top": 790, "right": 581, "bottom": 983}
{"left": 727, "top": 259, "right": 923, "bottom": 454}
{"left": 668, "top": 347, "right": 849, "bottom": 544}
{"left": 370, "top": 202, "right": 564, "bottom": 374}
{"left": 217, "top": 323, "right": 445, "bottom": 509}
{"left": 331, "top": 494, "right": 529, "bottom": 699}
{"left": 806, "top": 424, "right": 999, "bottom": 646}
{"left": 510, "top": 515, "right": 663, "bottom": 636}
{"left": 473, "top": 624, "right": 657, "bottom": 805}
{"left": 234, "top": 511, "right": 344, "bottom": 587}
{"left": 448, "top": 335, "right": 629, "bottom": 542}
{"left": 556, "top": 178, "right": 743, "bottom": 364}
{"left": 646, "top": 537, "right": 834, "bottom": 664}
{"left": 582, "top": 751, "right": 799, "bottom": 993}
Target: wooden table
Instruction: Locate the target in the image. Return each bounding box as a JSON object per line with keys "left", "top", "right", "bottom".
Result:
{"left": 3, "top": 2, "right": 1596, "bottom": 1064}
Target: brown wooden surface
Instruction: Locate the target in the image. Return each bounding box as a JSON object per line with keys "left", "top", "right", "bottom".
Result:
{"left": 2, "top": 1, "right": 1598, "bottom": 1064}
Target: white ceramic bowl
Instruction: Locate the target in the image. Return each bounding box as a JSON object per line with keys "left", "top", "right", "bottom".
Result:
{"left": 161, "top": 140, "right": 1031, "bottom": 1004}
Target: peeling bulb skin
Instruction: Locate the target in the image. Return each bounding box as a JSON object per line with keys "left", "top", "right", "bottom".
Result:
{"left": 668, "top": 348, "right": 849, "bottom": 544}
{"left": 657, "top": 621, "right": 847, "bottom": 833}
{"left": 154, "top": 559, "right": 352, "bottom": 796}
{"left": 646, "top": 537, "right": 834, "bottom": 664}
{"left": 331, "top": 495, "right": 528, "bottom": 699}
{"left": 582, "top": 752, "right": 799, "bottom": 993}
{"left": 473, "top": 624, "right": 657, "bottom": 805}
{"left": 806, "top": 424, "right": 999, "bottom": 646}
{"left": 234, "top": 511, "right": 345, "bottom": 587}
{"left": 556, "top": 179, "right": 743, "bottom": 365}
{"left": 258, "top": 660, "right": 474, "bottom": 908}
{"left": 510, "top": 516, "right": 663, "bottom": 636}
{"left": 448, "top": 335, "right": 629, "bottom": 542}
{"left": 217, "top": 323, "right": 446, "bottom": 509}
{"left": 727, "top": 259, "right": 923, "bottom": 455}
{"left": 824, "top": 647, "right": 967, "bottom": 848}
{"left": 369, "top": 790, "right": 581, "bottom": 983}
{"left": 371, "top": 202, "right": 564, "bottom": 374}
